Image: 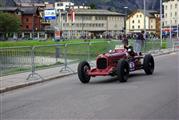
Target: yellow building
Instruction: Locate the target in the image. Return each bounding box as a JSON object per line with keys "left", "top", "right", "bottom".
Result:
{"left": 126, "top": 9, "right": 160, "bottom": 35}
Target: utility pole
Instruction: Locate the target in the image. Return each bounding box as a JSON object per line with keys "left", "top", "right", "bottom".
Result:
{"left": 169, "top": 0, "right": 172, "bottom": 42}
{"left": 177, "top": 0, "right": 179, "bottom": 39}
{"left": 160, "top": 0, "right": 163, "bottom": 47}
{"left": 143, "top": 0, "right": 146, "bottom": 39}
{"left": 32, "top": 1, "right": 35, "bottom": 40}
{"left": 124, "top": 6, "right": 128, "bottom": 35}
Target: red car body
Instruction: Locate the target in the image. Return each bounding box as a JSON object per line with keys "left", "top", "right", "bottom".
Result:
{"left": 77, "top": 48, "right": 154, "bottom": 83}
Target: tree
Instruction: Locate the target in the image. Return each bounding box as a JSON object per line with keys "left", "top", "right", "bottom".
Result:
{"left": 108, "top": 7, "right": 116, "bottom": 12}
{"left": 0, "top": 0, "right": 2, "bottom": 6}
{"left": 90, "top": 3, "right": 96, "bottom": 9}
{"left": 0, "top": 12, "right": 20, "bottom": 40}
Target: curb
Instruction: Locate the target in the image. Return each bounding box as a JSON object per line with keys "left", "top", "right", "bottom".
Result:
{"left": 152, "top": 51, "right": 173, "bottom": 57}
{"left": 151, "top": 50, "right": 174, "bottom": 57}
{"left": 0, "top": 50, "right": 175, "bottom": 94}
{"left": 0, "top": 72, "right": 76, "bottom": 93}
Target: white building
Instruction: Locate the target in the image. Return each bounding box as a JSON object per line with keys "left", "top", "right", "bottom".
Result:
{"left": 163, "top": 0, "right": 179, "bottom": 28}
{"left": 73, "top": 5, "right": 90, "bottom": 10}
{"left": 54, "top": 1, "right": 74, "bottom": 12}
{"left": 126, "top": 9, "right": 160, "bottom": 34}
{"left": 57, "top": 9, "right": 125, "bottom": 39}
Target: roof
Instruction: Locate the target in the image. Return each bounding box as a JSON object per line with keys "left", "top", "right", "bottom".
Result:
{"left": 127, "top": 9, "right": 159, "bottom": 19}
{"left": 0, "top": 7, "right": 19, "bottom": 11}
{"left": 13, "top": 0, "right": 44, "bottom": 4}
{"left": 20, "top": 7, "right": 37, "bottom": 14}
{"left": 0, "top": 0, "right": 16, "bottom": 6}
{"left": 13, "top": 0, "right": 45, "bottom": 7}
{"left": 0, "top": 6, "right": 38, "bottom": 14}
{"left": 74, "top": 9, "right": 125, "bottom": 16}
{"left": 138, "top": 9, "right": 159, "bottom": 17}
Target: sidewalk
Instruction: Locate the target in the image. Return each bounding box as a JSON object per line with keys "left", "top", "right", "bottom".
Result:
{"left": 0, "top": 63, "right": 78, "bottom": 93}
{"left": 0, "top": 49, "right": 175, "bottom": 93}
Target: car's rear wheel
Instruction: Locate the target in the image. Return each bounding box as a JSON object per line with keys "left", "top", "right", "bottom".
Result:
{"left": 143, "top": 54, "right": 155, "bottom": 75}
{"left": 117, "top": 59, "right": 129, "bottom": 83}
{"left": 77, "top": 61, "right": 91, "bottom": 83}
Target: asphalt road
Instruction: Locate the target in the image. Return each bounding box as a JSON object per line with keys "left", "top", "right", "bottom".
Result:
{"left": 0, "top": 52, "right": 179, "bottom": 120}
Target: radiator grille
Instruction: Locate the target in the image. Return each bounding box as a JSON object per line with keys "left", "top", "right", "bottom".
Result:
{"left": 97, "top": 58, "right": 107, "bottom": 69}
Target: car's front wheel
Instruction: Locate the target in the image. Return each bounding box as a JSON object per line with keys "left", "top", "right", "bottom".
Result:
{"left": 77, "top": 61, "right": 91, "bottom": 83}
{"left": 117, "top": 59, "right": 129, "bottom": 83}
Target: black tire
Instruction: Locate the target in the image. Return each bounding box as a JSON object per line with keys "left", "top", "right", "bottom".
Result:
{"left": 117, "top": 59, "right": 129, "bottom": 83}
{"left": 77, "top": 61, "right": 91, "bottom": 83}
{"left": 143, "top": 54, "right": 155, "bottom": 75}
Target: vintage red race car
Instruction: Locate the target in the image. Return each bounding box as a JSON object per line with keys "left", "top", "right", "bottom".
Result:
{"left": 77, "top": 46, "right": 155, "bottom": 83}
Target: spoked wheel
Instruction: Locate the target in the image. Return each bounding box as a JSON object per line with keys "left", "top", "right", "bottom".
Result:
{"left": 143, "top": 54, "right": 155, "bottom": 75}
{"left": 117, "top": 59, "right": 129, "bottom": 83}
{"left": 77, "top": 61, "right": 91, "bottom": 83}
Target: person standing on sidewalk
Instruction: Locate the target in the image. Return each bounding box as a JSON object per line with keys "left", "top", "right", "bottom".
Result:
{"left": 135, "top": 30, "right": 145, "bottom": 55}
{"left": 122, "top": 34, "right": 129, "bottom": 48}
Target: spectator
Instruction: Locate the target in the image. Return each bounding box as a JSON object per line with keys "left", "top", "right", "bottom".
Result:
{"left": 122, "top": 34, "right": 128, "bottom": 48}
{"left": 135, "top": 31, "right": 145, "bottom": 55}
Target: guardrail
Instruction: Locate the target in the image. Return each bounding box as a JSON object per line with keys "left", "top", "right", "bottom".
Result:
{"left": 0, "top": 39, "right": 168, "bottom": 80}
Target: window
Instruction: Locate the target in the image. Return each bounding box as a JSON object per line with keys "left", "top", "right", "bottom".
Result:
{"left": 132, "top": 20, "right": 135, "bottom": 23}
{"left": 170, "top": 4, "right": 172, "bottom": 9}
{"left": 165, "top": 13, "right": 167, "bottom": 17}
{"left": 175, "top": 4, "right": 177, "bottom": 9}
{"left": 26, "top": 25, "right": 29, "bottom": 29}
{"left": 132, "top": 25, "right": 134, "bottom": 29}
{"left": 26, "top": 18, "right": 29, "bottom": 22}
{"left": 57, "top": 3, "right": 63, "bottom": 6}
{"left": 138, "top": 20, "right": 140, "bottom": 23}
{"left": 165, "top": 5, "right": 167, "bottom": 10}
{"left": 137, "top": 15, "right": 138, "bottom": 18}
{"left": 140, "top": 14, "right": 142, "bottom": 17}
{"left": 151, "top": 25, "right": 153, "bottom": 29}
{"left": 138, "top": 25, "right": 140, "bottom": 29}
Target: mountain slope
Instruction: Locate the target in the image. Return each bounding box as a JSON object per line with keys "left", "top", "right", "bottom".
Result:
{"left": 72, "top": 0, "right": 159, "bottom": 12}
{"left": 1, "top": 0, "right": 160, "bottom": 13}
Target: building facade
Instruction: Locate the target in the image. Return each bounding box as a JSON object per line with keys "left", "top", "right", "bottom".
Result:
{"left": 163, "top": 0, "right": 179, "bottom": 31}
{"left": 0, "top": 6, "right": 48, "bottom": 40}
{"left": 54, "top": 1, "right": 74, "bottom": 12}
{"left": 126, "top": 10, "right": 160, "bottom": 35}
{"left": 58, "top": 9, "right": 125, "bottom": 39}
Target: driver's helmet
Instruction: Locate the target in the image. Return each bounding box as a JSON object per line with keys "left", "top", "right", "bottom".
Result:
{"left": 127, "top": 46, "right": 133, "bottom": 52}
{"left": 127, "top": 46, "right": 135, "bottom": 56}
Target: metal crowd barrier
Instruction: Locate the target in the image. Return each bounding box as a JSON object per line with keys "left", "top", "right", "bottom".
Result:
{"left": 174, "top": 39, "right": 179, "bottom": 51}
{"left": 0, "top": 39, "right": 169, "bottom": 80}
{"left": 0, "top": 46, "right": 32, "bottom": 76}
